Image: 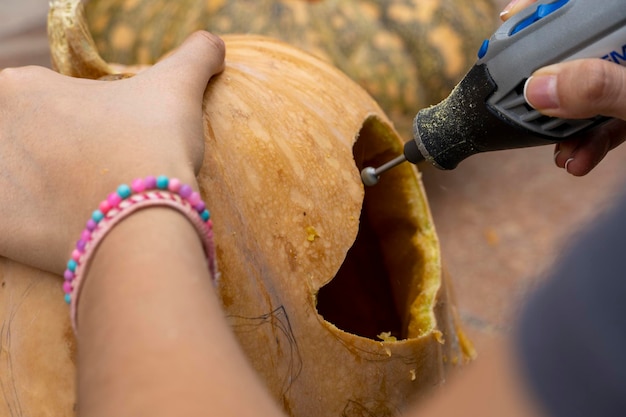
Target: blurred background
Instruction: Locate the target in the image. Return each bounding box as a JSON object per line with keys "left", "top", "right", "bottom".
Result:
{"left": 2, "top": 0, "right": 626, "bottom": 355}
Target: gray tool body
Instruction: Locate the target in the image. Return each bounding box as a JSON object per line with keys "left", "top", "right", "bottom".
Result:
{"left": 362, "top": 0, "right": 626, "bottom": 185}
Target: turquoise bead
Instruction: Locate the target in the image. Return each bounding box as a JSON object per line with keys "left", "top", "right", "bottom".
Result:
{"left": 117, "top": 184, "right": 131, "bottom": 199}
{"left": 67, "top": 259, "right": 77, "bottom": 272}
{"left": 201, "top": 209, "right": 210, "bottom": 222}
{"left": 156, "top": 175, "right": 169, "bottom": 189}
{"left": 64, "top": 293, "right": 71, "bottom": 304}
{"left": 92, "top": 209, "right": 104, "bottom": 223}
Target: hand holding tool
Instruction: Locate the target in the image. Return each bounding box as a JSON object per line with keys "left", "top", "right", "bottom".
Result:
{"left": 362, "top": 0, "right": 626, "bottom": 186}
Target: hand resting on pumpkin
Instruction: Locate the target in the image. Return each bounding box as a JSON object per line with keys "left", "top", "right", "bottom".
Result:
{"left": 0, "top": 30, "right": 285, "bottom": 417}
{"left": 0, "top": 30, "right": 224, "bottom": 274}
{"left": 502, "top": 0, "right": 626, "bottom": 176}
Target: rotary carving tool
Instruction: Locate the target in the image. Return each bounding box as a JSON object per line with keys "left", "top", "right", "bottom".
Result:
{"left": 362, "top": 0, "right": 626, "bottom": 186}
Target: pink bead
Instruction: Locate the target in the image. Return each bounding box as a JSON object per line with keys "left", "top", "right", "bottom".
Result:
{"left": 207, "top": 219, "right": 213, "bottom": 228}
{"left": 188, "top": 192, "right": 202, "bottom": 206}
{"left": 63, "top": 281, "right": 73, "bottom": 294}
{"left": 144, "top": 176, "right": 157, "bottom": 190}
{"left": 168, "top": 178, "right": 181, "bottom": 192}
{"left": 99, "top": 200, "right": 112, "bottom": 214}
{"left": 81, "top": 229, "right": 91, "bottom": 241}
{"left": 64, "top": 269, "right": 75, "bottom": 280}
{"left": 71, "top": 249, "right": 82, "bottom": 261}
{"left": 107, "top": 192, "right": 122, "bottom": 207}
{"left": 131, "top": 178, "right": 146, "bottom": 193}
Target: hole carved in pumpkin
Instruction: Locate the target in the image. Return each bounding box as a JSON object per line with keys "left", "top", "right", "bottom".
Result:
{"left": 316, "top": 118, "right": 428, "bottom": 341}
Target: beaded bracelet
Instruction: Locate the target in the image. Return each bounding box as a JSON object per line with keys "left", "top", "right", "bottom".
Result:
{"left": 63, "top": 175, "right": 218, "bottom": 331}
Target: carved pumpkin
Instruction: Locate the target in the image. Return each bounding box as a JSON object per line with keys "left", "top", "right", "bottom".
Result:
{"left": 0, "top": 0, "right": 474, "bottom": 416}
{"left": 83, "top": 0, "right": 498, "bottom": 132}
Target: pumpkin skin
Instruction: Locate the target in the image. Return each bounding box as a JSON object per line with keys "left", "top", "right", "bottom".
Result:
{"left": 0, "top": 1, "right": 472, "bottom": 416}
{"left": 83, "top": 0, "right": 498, "bottom": 132}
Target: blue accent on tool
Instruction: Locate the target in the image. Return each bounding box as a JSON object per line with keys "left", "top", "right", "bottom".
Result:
{"left": 478, "top": 39, "right": 490, "bottom": 59}
{"left": 510, "top": 0, "right": 570, "bottom": 35}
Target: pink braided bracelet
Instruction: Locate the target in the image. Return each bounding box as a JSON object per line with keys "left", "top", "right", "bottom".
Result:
{"left": 63, "top": 175, "right": 218, "bottom": 331}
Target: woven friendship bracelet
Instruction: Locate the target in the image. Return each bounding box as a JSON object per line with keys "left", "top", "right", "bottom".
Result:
{"left": 63, "top": 175, "right": 218, "bottom": 331}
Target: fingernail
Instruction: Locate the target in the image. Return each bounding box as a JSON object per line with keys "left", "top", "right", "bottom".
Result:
{"left": 553, "top": 149, "right": 561, "bottom": 164}
{"left": 564, "top": 157, "right": 574, "bottom": 173}
{"left": 524, "top": 75, "right": 560, "bottom": 110}
{"left": 500, "top": 0, "right": 520, "bottom": 18}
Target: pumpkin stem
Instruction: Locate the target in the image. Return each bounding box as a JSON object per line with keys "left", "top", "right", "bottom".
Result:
{"left": 48, "top": 0, "right": 114, "bottom": 79}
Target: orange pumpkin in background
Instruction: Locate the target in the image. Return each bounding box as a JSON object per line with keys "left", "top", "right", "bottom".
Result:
{"left": 0, "top": 0, "right": 477, "bottom": 416}
{"left": 84, "top": 0, "right": 498, "bottom": 133}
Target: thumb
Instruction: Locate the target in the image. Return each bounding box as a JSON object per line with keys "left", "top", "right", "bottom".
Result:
{"left": 143, "top": 31, "right": 225, "bottom": 99}
{"left": 524, "top": 59, "right": 626, "bottom": 120}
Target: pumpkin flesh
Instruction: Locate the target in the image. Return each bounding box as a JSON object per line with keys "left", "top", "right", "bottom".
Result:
{"left": 318, "top": 117, "right": 439, "bottom": 341}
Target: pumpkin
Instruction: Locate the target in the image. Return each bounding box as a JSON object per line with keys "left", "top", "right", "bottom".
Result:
{"left": 83, "top": 0, "right": 498, "bottom": 133}
{"left": 0, "top": 0, "right": 474, "bottom": 416}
